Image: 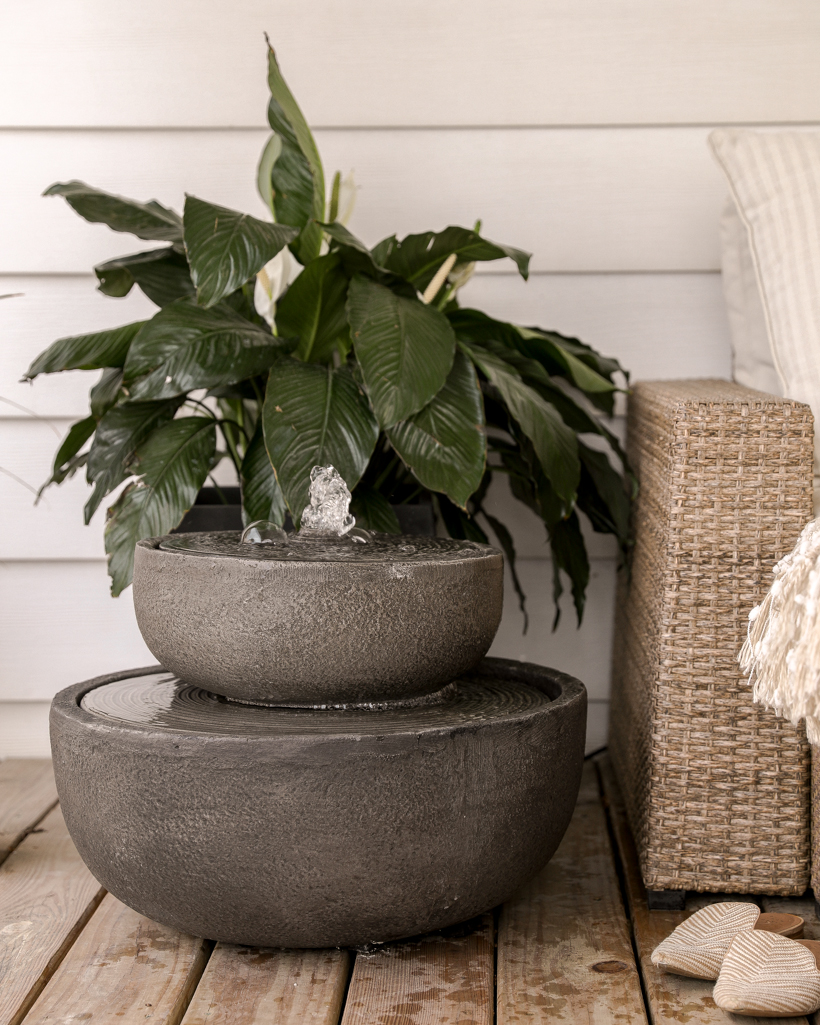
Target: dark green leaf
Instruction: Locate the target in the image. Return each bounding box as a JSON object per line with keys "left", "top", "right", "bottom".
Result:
{"left": 462, "top": 341, "right": 580, "bottom": 509}
{"left": 24, "top": 321, "right": 145, "bottom": 380}
{"left": 549, "top": 511, "right": 589, "bottom": 627}
{"left": 478, "top": 506, "right": 528, "bottom": 631}
{"left": 104, "top": 417, "right": 216, "bottom": 595}
{"left": 256, "top": 133, "right": 282, "bottom": 214}
{"left": 384, "top": 226, "right": 530, "bottom": 291}
{"left": 95, "top": 248, "right": 195, "bottom": 308}
{"left": 124, "top": 298, "right": 287, "bottom": 400}
{"left": 38, "top": 416, "right": 97, "bottom": 498}
{"left": 387, "top": 350, "right": 485, "bottom": 508}
{"left": 84, "top": 399, "right": 181, "bottom": 523}
{"left": 276, "top": 253, "right": 350, "bottom": 363}
{"left": 240, "top": 422, "right": 286, "bottom": 526}
{"left": 435, "top": 494, "right": 489, "bottom": 544}
{"left": 515, "top": 325, "right": 616, "bottom": 398}
{"left": 350, "top": 485, "right": 402, "bottom": 533}
{"left": 266, "top": 45, "right": 325, "bottom": 264}
{"left": 182, "top": 195, "right": 298, "bottom": 308}
{"left": 347, "top": 275, "right": 456, "bottom": 428}
{"left": 263, "top": 359, "right": 378, "bottom": 521}
{"left": 44, "top": 181, "right": 183, "bottom": 243}
{"left": 371, "top": 235, "right": 397, "bottom": 267}
{"left": 521, "top": 326, "right": 626, "bottom": 384}
{"left": 577, "top": 442, "right": 631, "bottom": 543}
{"left": 90, "top": 367, "right": 124, "bottom": 418}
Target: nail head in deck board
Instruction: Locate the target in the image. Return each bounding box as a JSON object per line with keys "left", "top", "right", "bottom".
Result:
{"left": 0, "top": 805, "right": 104, "bottom": 1025}
{"left": 597, "top": 757, "right": 809, "bottom": 1025}
{"left": 341, "top": 914, "right": 493, "bottom": 1025}
{"left": 0, "top": 761, "right": 57, "bottom": 862}
{"left": 497, "top": 762, "right": 647, "bottom": 1025}
{"left": 181, "top": 945, "right": 350, "bottom": 1025}
{"left": 22, "top": 893, "right": 210, "bottom": 1025}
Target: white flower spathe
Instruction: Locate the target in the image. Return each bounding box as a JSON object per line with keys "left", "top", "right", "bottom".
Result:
{"left": 254, "top": 248, "right": 292, "bottom": 329}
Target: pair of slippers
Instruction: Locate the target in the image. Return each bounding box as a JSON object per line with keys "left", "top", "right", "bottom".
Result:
{"left": 651, "top": 901, "right": 820, "bottom": 1016}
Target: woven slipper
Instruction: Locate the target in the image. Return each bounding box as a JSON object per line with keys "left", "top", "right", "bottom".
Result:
{"left": 714, "top": 931, "right": 820, "bottom": 1016}
{"left": 650, "top": 902, "right": 804, "bottom": 980}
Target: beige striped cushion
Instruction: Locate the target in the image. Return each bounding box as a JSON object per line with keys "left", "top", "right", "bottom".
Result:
{"left": 714, "top": 931, "right": 820, "bottom": 1016}
{"left": 709, "top": 130, "right": 820, "bottom": 488}
{"left": 650, "top": 902, "right": 760, "bottom": 980}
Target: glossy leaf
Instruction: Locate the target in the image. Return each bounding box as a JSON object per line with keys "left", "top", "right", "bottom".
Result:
{"left": 124, "top": 299, "right": 287, "bottom": 400}
{"left": 347, "top": 275, "right": 456, "bottom": 428}
{"left": 256, "top": 133, "right": 283, "bottom": 214}
{"left": 384, "top": 226, "right": 530, "bottom": 292}
{"left": 515, "top": 326, "right": 616, "bottom": 396}
{"left": 95, "top": 248, "right": 195, "bottom": 308}
{"left": 318, "top": 221, "right": 389, "bottom": 278}
{"left": 24, "top": 321, "right": 145, "bottom": 380}
{"left": 89, "top": 367, "right": 124, "bottom": 418}
{"left": 104, "top": 417, "right": 216, "bottom": 595}
{"left": 183, "top": 195, "right": 298, "bottom": 308}
{"left": 276, "top": 252, "right": 350, "bottom": 363}
{"left": 478, "top": 504, "right": 529, "bottom": 629}
{"left": 549, "top": 511, "right": 589, "bottom": 627}
{"left": 38, "top": 416, "right": 96, "bottom": 498}
{"left": 84, "top": 398, "right": 181, "bottom": 523}
{"left": 350, "top": 485, "right": 401, "bottom": 533}
{"left": 44, "top": 181, "right": 183, "bottom": 243}
{"left": 462, "top": 342, "right": 580, "bottom": 509}
{"left": 266, "top": 45, "right": 325, "bottom": 264}
{"left": 435, "top": 493, "right": 489, "bottom": 545}
{"left": 387, "top": 350, "right": 485, "bottom": 509}
{"left": 263, "top": 359, "right": 378, "bottom": 521}
{"left": 577, "top": 442, "right": 631, "bottom": 544}
{"left": 240, "top": 422, "right": 286, "bottom": 526}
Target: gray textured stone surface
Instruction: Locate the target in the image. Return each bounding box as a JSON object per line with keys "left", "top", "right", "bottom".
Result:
{"left": 50, "top": 657, "right": 586, "bottom": 949}
{"left": 133, "top": 532, "right": 503, "bottom": 705}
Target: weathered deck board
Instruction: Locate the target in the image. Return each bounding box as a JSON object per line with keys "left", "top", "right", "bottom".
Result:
{"left": 181, "top": 945, "right": 350, "bottom": 1025}
{"left": 0, "top": 804, "right": 104, "bottom": 1025}
{"left": 497, "top": 761, "right": 647, "bottom": 1025}
{"left": 0, "top": 762, "right": 57, "bottom": 864}
{"left": 598, "top": 757, "right": 807, "bottom": 1025}
{"left": 22, "top": 893, "right": 210, "bottom": 1025}
{"left": 341, "top": 914, "right": 494, "bottom": 1025}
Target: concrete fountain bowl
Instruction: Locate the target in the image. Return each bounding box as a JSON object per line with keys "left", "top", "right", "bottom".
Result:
{"left": 133, "top": 531, "right": 503, "bottom": 706}
{"left": 50, "top": 657, "right": 586, "bottom": 949}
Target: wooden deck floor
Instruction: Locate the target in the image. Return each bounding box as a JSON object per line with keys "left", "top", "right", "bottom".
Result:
{"left": 0, "top": 755, "right": 816, "bottom": 1025}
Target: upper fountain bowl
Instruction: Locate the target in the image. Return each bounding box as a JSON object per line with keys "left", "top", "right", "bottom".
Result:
{"left": 133, "top": 530, "right": 503, "bottom": 706}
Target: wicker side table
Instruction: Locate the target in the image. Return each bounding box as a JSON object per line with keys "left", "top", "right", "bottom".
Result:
{"left": 609, "top": 379, "right": 813, "bottom": 899}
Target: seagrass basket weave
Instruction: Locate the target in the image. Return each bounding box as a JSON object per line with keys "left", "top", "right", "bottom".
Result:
{"left": 609, "top": 379, "right": 814, "bottom": 895}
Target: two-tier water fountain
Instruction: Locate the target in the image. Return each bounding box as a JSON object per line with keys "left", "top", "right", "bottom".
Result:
{"left": 51, "top": 466, "right": 586, "bottom": 948}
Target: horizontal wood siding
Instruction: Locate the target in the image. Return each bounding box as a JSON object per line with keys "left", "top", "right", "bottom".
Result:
{"left": 1, "top": 1, "right": 818, "bottom": 127}
{"left": 3, "top": 0, "right": 815, "bottom": 755}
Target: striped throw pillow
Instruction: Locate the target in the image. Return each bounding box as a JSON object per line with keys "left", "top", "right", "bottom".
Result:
{"left": 709, "top": 129, "right": 820, "bottom": 484}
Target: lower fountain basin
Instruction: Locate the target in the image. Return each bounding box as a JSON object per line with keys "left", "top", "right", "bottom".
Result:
{"left": 50, "top": 658, "right": 586, "bottom": 948}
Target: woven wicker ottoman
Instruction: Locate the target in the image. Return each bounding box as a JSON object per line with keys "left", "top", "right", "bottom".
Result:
{"left": 609, "top": 379, "right": 813, "bottom": 904}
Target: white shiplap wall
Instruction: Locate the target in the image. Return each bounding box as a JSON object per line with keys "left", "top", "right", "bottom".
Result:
{"left": 2, "top": 1, "right": 818, "bottom": 756}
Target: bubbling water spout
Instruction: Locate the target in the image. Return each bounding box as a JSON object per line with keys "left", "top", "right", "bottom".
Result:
{"left": 300, "top": 465, "right": 355, "bottom": 536}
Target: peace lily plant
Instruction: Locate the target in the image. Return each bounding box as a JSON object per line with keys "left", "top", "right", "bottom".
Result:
{"left": 25, "top": 42, "right": 633, "bottom": 624}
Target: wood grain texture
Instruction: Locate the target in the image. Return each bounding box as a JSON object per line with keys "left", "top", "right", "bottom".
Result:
{"left": 497, "top": 762, "right": 646, "bottom": 1025}
{"left": 1, "top": 1, "right": 819, "bottom": 128}
{"left": 0, "top": 761, "right": 56, "bottom": 863}
{"left": 0, "top": 126, "right": 736, "bottom": 275}
{"left": 597, "top": 758, "right": 804, "bottom": 1025}
{"left": 341, "top": 914, "right": 493, "bottom": 1025}
{"left": 0, "top": 805, "right": 104, "bottom": 1025}
{"left": 181, "top": 945, "right": 349, "bottom": 1025}
{"left": 23, "top": 894, "right": 210, "bottom": 1025}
